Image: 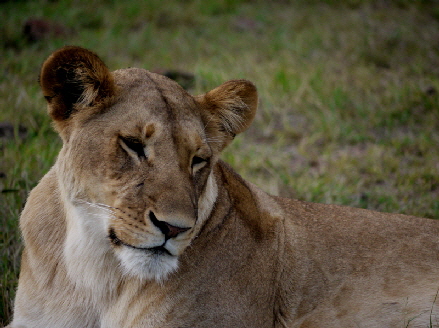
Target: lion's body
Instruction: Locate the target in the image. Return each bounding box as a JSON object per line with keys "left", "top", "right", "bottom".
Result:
{"left": 7, "top": 47, "right": 439, "bottom": 328}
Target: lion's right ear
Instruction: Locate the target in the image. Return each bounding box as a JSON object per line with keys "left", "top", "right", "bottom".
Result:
{"left": 40, "top": 46, "right": 115, "bottom": 132}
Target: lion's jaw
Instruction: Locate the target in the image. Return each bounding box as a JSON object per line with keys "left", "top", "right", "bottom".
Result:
{"left": 112, "top": 173, "right": 218, "bottom": 282}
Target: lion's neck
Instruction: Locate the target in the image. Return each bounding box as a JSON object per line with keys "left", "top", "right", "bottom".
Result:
{"left": 63, "top": 196, "right": 123, "bottom": 307}
{"left": 199, "top": 160, "right": 284, "bottom": 240}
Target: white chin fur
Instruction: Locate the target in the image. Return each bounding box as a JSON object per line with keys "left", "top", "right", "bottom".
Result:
{"left": 117, "top": 247, "right": 179, "bottom": 282}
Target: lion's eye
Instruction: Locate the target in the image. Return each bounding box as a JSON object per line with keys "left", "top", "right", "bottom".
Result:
{"left": 120, "top": 136, "right": 146, "bottom": 159}
{"left": 191, "top": 156, "right": 207, "bottom": 169}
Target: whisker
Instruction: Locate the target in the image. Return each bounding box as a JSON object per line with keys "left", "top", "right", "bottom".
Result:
{"left": 75, "top": 199, "right": 119, "bottom": 213}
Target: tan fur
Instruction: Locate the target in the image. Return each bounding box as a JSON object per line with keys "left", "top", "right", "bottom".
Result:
{"left": 7, "top": 46, "right": 439, "bottom": 328}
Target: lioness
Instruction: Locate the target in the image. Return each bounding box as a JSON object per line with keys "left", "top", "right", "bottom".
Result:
{"left": 6, "top": 46, "right": 439, "bottom": 328}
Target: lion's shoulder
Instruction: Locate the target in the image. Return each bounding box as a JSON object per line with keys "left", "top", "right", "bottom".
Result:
{"left": 20, "top": 167, "right": 63, "bottom": 234}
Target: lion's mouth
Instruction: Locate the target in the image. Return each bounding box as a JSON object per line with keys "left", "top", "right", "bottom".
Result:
{"left": 108, "top": 228, "right": 173, "bottom": 256}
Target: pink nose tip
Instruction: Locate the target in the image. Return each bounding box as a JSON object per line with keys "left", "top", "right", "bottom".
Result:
{"left": 149, "top": 211, "right": 190, "bottom": 239}
{"left": 163, "top": 222, "right": 190, "bottom": 239}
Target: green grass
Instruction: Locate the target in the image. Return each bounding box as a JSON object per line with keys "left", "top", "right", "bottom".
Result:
{"left": 1, "top": 0, "right": 439, "bottom": 324}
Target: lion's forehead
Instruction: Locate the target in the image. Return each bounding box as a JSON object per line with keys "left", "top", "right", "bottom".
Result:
{"left": 109, "top": 68, "right": 203, "bottom": 134}
{"left": 111, "top": 68, "right": 194, "bottom": 108}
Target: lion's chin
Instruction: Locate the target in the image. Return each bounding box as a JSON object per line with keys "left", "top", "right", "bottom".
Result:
{"left": 116, "top": 247, "right": 179, "bottom": 282}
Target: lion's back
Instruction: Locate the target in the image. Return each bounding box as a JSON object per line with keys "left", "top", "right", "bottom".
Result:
{"left": 274, "top": 197, "right": 439, "bottom": 327}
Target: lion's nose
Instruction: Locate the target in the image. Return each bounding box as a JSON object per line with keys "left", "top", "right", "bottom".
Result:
{"left": 148, "top": 211, "right": 190, "bottom": 239}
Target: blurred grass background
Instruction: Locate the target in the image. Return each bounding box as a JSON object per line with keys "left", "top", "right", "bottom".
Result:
{"left": 1, "top": 0, "right": 439, "bottom": 324}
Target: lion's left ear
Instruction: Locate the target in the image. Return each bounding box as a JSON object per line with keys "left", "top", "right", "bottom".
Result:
{"left": 196, "top": 79, "right": 258, "bottom": 152}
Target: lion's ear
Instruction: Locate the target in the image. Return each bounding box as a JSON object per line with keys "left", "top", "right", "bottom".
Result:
{"left": 197, "top": 79, "right": 258, "bottom": 152}
{"left": 40, "top": 46, "right": 115, "bottom": 131}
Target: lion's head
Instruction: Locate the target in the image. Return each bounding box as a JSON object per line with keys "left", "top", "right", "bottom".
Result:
{"left": 40, "top": 46, "right": 258, "bottom": 281}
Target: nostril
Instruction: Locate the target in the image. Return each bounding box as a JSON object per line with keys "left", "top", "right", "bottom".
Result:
{"left": 164, "top": 223, "right": 190, "bottom": 239}
{"left": 149, "top": 211, "right": 190, "bottom": 239}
